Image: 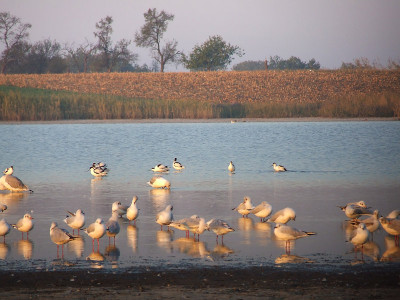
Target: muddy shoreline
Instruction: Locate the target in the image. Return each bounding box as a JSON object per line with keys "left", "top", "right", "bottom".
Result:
{"left": 1, "top": 264, "right": 399, "bottom": 299}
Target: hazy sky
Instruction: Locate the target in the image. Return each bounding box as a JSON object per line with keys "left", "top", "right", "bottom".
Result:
{"left": 1, "top": 0, "right": 400, "bottom": 71}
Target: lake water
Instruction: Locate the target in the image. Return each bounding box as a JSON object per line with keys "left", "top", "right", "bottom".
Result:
{"left": 0, "top": 120, "right": 399, "bottom": 271}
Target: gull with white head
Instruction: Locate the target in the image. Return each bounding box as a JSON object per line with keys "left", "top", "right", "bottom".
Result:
{"left": 12, "top": 213, "right": 34, "bottom": 239}
{"left": 272, "top": 162, "right": 287, "bottom": 172}
{"left": 250, "top": 201, "right": 272, "bottom": 222}
{"left": 84, "top": 218, "right": 106, "bottom": 249}
{"left": 0, "top": 219, "right": 11, "bottom": 243}
{"left": 274, "top": 223, "right": 316, "bottom": 254}
{"left": 267, "top": 207, "right": 296, "bottom": 224}
{"left": 232, "top": 196, "right": 254, "bottom": 218}
{"left": 50, "top": 222, "right": 76, "bottom": 258}
{"left": 106, "top": 211, "right": 120, "bottom": 245}
{"left": 112, "top": 201, "right": 128, "bottom": 218}
{"left": 156, "top": 205, "right": 174, "bottom": 231}
{"left": 206, "top": 219, "right": 235, "bottom": 243}
{"left": 64, "top": 209, "right": 85, "bottom": 235}
{"left": 127, "top": 196, "right": 139, "bottom": 225}
{"left": 0, "top": 167, "right": 33, "bottom": 193}
{"left": 148, "top": 176, "right": 171, "bottom": 189}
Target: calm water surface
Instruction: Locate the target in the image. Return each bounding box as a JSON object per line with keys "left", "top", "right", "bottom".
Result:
{"left": 0, "top": 121, "right": 399, "bottom": 271}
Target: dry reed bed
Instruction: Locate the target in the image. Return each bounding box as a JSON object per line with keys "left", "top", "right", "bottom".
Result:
{"left": 0, "top": 70, "right": 399, "bottom": 104}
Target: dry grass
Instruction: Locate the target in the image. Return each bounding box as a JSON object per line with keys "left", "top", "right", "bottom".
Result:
{"left": 1, "top": 70, "right": 399, "bottom": 104}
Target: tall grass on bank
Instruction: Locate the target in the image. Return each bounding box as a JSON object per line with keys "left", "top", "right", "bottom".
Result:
{"left": 0, "top": 86, "right": 399, "bottom": 121}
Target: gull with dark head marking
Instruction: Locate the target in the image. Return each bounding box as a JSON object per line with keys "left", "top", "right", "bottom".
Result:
{"left": 232, "top": 196, "right": 254, "bottom": 218}
{"left": 0, "top": 203, "right": 7, "bottom": 212}
{"left": 152, "top": 164, "right": 169, "bottom": 172}
{"left": 274, "top": 223, "right": 316, "bottom": 254}
{"left": 267, "top": 207, "right": 296, "bottom": 224}
{"left": 250, "top": 201, "right": 272, "bottom": 222}
{"left": 50, "top": 222, "right": 76, "bottom": 258}
{"left": 228, "top": 161, "right": 235, "bottom": 173}
{"left": 64, "top": 209, "right": 85, "bottom": 235}
{"left": 12, "top": 213, "right": 34, "bottom": 239}
{"left": 89, "top": 162, "right": 108, "bottom": 177}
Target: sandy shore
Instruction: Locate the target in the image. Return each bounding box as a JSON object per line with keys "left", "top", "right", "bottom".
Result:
{"left": 0, "top": 117, "right": 398, "bottom": 125}
{"left": 1, "top": 264, "right": 399, "bottom": 299}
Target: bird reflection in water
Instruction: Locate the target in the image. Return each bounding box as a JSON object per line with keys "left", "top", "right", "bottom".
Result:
{"left": 254, "top": 221, "right": 272, "bottom": 245}
{"left": 86, "top": 250, "right": 105, "bottom": 269}
{"left": 381, "top": 235, "right": 400, "bottom": 262}
{"left": 0, "top": 192, "right": 28, "bottom": 206}
{"left": 150, "top": 189, "right": 170, "bottom": 211}
{"left": 275, "top": 254, "right": 314, "bottom": 264}
{"left": 156, "top": 230, "right": 173, "bottom": 253}
{"left": 104, "top": 244, "right": 120, "bottom": 268}
{"left": 172, "top": 237, "right": 210, "bottom": 258}
{"left": 66, "top": 236, "right": 85, "bottom": 258}
{"left": 208, "top": 243, "right": 234, "bottom": 261}
{"left": 127, "top": 224, "right": 138, "bottom": 253}
{"left": 237, "top": 217, "right": 253, "bottom": 245}
{"left": 16, "top": 239, "right": 33, "bottom": 259}
{"left": 0, "top": 242, "right": 10, "bottom": 259}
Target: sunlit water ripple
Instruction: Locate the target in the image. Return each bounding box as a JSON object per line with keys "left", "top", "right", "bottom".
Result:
{"left": 0, "top": 121, "right": 399, "bottom": 271}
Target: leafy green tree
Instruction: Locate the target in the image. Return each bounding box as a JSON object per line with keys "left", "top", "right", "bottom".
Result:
{"left": 0, "top": 11, "right": 31, "bottom": 74}
{"left": 94, "top": 16, "right": 136, "bottom": 72}
{"left": 135, "top": 8, "right": 179, "bottom": 72}
{"left": 268, "top": 55, "right": 320, "bottom": 70}
{"left": 24, "top": 39, "right": 66, "bottom": 74}
{"left": 233, "top": 60, "right": 265, "bottom": 71}
{"left": 182, "top": 35, "right": 244, "bottom": 71}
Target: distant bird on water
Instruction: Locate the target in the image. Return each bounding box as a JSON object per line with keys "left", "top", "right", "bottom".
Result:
{"left": 152, "top": 164, "right": 169, "bottom": 172}
{"left": 272, "top": 163, "right": 287, "bottom": 172}
{"left": 173, "top": 158, "right": 185, "bottom": 170}
{"left": 0, "top": 166, "right": 32, "bottom": 192}
{"left": 228, "top": 161, "right": 235, "bottom": 173}
{"left": 148, "top": 176, "right": 171, "bottom": 189}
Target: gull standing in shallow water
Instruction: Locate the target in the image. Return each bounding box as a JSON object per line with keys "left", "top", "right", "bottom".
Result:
{"left": 12, "top": 213, "right": 34, "bottom": 239}
{"left": 106, "top": 211, "right": 120, "bottom": 245}
{"left": 64, "top": 209, "right": 85, "bottom": 235}
{"left": 156, "top": 205, "right": 173, "bottom": 230}
{"left": 232, "top": 196, "right": 255, "bottom": 218}
{"left": 274, "top": 223, "right": 316, "bottom": 254}
{"left": 250, "top": 201, "right": 272, "bottom": 222}
{"left": 379, "top": 217, "right": 400, "bottom": 246}
{"left": 89, "top": 163, "right": 108, "bottom": 177}
{"left": 349, "top": 223, "right": 370, "bottom": 256}
{"left": 0, "top": 219, "right": 11, "bottom": 242}
{"left": 206, "top": 219, "right": 235, "bottom": 243}
{"left": 267, "top": 207, "right": 296, "bottom": 224}
{"left": 49, "top": 222, "right": 76, "bottom": 258}
{"left": 127, "top": 196, "right": 139, "bottom": 225}
{"left": 351, "top": 210, "right": 380, "bottom": 238}
{"left": 339, "top": 201, "right": 372, "bottom": 220}
{"left": 152, "top": 164, "right": 169, "bottom": 172}
{"left": 84, "top": 218, "right": 106, "bottom": 249}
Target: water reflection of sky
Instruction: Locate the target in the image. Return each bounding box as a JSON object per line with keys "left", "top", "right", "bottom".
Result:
{"left": 0, "top": 122, "right": 399, "bottom": 270}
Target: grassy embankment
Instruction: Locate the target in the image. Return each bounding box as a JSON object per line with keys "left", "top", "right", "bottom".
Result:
{"left": 0, "top": 70, "right": 399, "bottom": 121}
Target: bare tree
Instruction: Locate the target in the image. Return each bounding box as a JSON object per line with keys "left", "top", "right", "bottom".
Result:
{"left": 0, "top": 12, "right": 31, "bottom": 74}
{"left": 135, "top": 8, "right": 179, "bottom": 72}
{"left": 65, "top": 39, "right": 97, "bottom": 72}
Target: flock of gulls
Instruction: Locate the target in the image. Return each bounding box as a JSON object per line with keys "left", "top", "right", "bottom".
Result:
{"left": 1, "top": 160, "right": 400, "bottom": 262}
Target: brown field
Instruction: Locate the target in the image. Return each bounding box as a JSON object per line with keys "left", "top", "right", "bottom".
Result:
{"left": 1, "top": 70, "right": 399, "bottom": 104}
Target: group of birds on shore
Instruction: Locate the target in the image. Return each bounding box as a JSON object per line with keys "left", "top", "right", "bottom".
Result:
{"left": 338, "top": 200, "right": 400, "bottom": 257}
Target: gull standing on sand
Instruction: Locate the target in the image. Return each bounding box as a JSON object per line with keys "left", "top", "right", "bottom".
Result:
{"left": 206, "top": 219, "right": 235, "bottom": 243}
{"left": 112, "top": 201, "right": 128, "bottom": 218}
{"left": 0, "top": 203, "right": 7, "bottom": 212}
{"left": 49, "top": 222, "right": 76, "bottom": 258}
{"left": 379, "top": 217, "right": 400, "bottom": 245}
{"left": 228, "top": 161, "right": 235, "bottom": 173}
{"left": 274, "top": 223, "right": 316, "bottom": 253}
{"left": 106, "top": 211, "right": 120, "bottom": 245}
{"left": 250, "top": 201, "right": 272, "bottom": 222}
{"left": 64, "top": 209, "right": 85, "bottom": 235}
{"left": 173, "top": 158, "right": 185, "bottom": 170}
{"left": 84, "top": 218, "right": 106, "bottom": 248}
{"left": 339, "top": 201, "right": 372, "bottom": 220}
{"left": 3, "top": 166, "right": 13, "bottom": 175}
{"left": 267, "top": 207, "right": 296, "bottom": 224}
{"left": 232, "top": 196, "right": 254, "bottom": 218}
{"left": 156, "top": 205, "right": 174, "bottom": 230}
{"left": 0, "top": 219, "right": 11, "bottom": 242}
{"left": 272, "top": 163, "right": 287, "bottom": 172}
{"left": 148, "top": 176, "right": 171, "bottom": 189}
{"left": 127, "top": 196, "right": 139, "bottom": 225}
{"left": 0, "top": 168, "right": 33, "bottom": 192}
{"left": 12, "top": 213, "right": 34, "bottom": 239}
